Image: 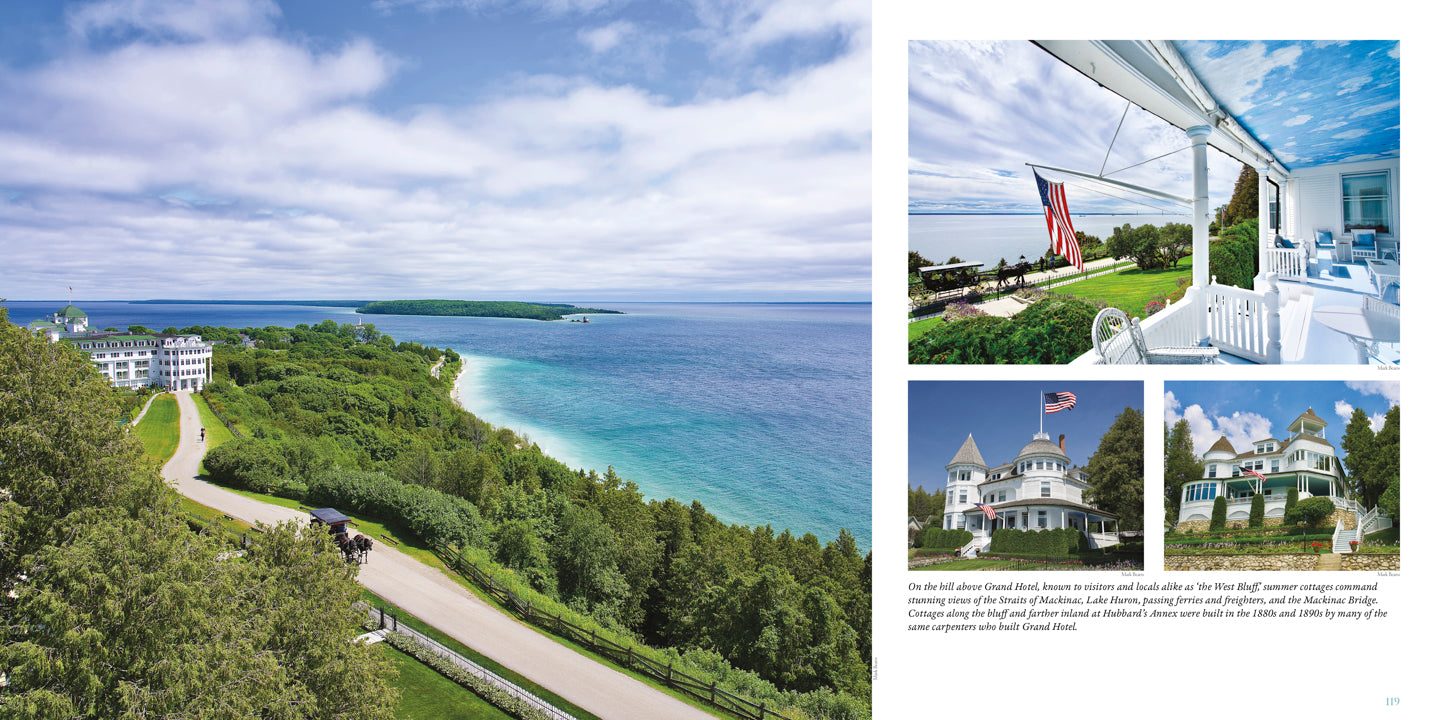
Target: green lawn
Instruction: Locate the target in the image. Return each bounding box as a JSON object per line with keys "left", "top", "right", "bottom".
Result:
{"left": 195, "top": 396, "right": 241, "bottom": 446}
{"left": 380, "top": 643, "right": 513, "bottom": 720}
{"left": 132, "top": 393, "right": 179, "bottom": 464}
{"left": 365, "top": 591, "right": 601, "bottom": 720}
{"left": 908, "top": 317, "right": 942, "bottom": 342}
{"left": 1046, "top": 256, "right": 1192, "bottom": 317}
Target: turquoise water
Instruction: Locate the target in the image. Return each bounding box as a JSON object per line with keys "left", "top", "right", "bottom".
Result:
{"left": 3, "top": 300, "right": 871, "bottom": 548}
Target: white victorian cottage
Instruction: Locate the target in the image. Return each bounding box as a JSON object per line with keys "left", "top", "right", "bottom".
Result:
{"left": 940, "top": 431, "right": 1119, "bottom": 556}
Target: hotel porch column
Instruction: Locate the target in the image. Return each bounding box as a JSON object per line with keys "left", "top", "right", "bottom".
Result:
{"left": 1187, "top": 125, "right": 1212, "bottom": 289}
{"left": 1257, "top": 161, "right": 1271, "bottom": 273}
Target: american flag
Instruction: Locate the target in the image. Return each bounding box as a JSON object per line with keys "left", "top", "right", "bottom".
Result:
{"left": 1044, "top": 391, "right": 1077, "bottom": 413}
{"left": 973, "top": 502, "right": 997, "bottom": 520}
{"left": 1241, "top": 466, "right": 1265, "bottom": 489}
{"left": 1034, "top": 170, "right": 1084, "bottom": 272}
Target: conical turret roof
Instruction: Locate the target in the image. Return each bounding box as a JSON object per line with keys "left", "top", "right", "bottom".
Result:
{"left": 947, "top": 434, "right": 987, "bottom": 469}
{"left": 1206, "top": 435, "right": 1236, "bottom": 455}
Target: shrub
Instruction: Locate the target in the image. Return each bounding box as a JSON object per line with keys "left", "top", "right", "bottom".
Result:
{"left": 1145, "top": 300, "right": 1166, "bottom": 316}
{"left": 1286, "top": 497, "right": 1335, "bottom": 530}
{"left": 1248, "top": 492, "right": 1265, "bottom": 529}
{"left": 307, "top": 468, "right": 486, "bottom": 549}
{"left": 1285, "top": 487, "right": 1298, "bottom": 518}
{"left": 921, "top": 527, "right": 974, "bottom": 550}
{"left": 1209, "top": 495, "right": 1228, "bottom": 532}
{"left": 910, "top": 294, "right": 1103, "bottom": 364}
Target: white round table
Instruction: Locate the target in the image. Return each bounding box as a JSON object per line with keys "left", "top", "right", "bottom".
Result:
{"left": 1312, "top": 305, "right": 1400, "bottom": 364}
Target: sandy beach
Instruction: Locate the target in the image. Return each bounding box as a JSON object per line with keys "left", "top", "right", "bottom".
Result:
{"left": 449, "top": 358, "right": 468, "bottom": 406}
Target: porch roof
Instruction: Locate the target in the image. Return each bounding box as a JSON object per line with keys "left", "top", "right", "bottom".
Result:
{"left": 1034, "top": 41, "right": 1400, "bottom": 175}
{"left": 966, "top": 498, "right": 1119, "bottom": 519}
{"left": 1172, "top": 41, "right": 1399, "bottom": 170}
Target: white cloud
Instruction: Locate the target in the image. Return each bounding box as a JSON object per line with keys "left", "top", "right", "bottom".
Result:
{"left": 1344, "top": 381, "right": 1400, "bottom": 406}
{"left": 1283, "top": 114, "right": 1312, "bottom": 127}
{"left": 578, "top": 21, "right": 636, "bottom": 54}
{"left": 1165, "top": 391, "right": 1273, "bottom": 457}
{"left": 0, "top": 6, "right": 870, "bottom": 300}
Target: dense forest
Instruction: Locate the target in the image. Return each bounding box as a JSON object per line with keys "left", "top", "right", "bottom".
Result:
{"left": 0, "top": 309, "right": 398, "bottom": 717}
{"left": 354, "top": 300, "right": 624, "bottom": 320}
{"left": 194, "top": 319, "right": 870, "bottom": 718}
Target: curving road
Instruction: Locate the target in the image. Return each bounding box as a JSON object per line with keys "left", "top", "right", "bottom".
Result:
{"left": 162, "top": 390, "right": 714, "bottom": 720}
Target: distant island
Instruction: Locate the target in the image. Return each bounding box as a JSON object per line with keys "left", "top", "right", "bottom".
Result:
{"left": 355, "top": 299, "right": 624, "bottom": 321}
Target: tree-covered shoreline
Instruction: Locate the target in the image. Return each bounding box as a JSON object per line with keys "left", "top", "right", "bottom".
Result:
{"left": 194, "top": 319, "right": 869, "bottom": 717}
{"left": 355, "top": 299, "right": 624, "bottom": 321}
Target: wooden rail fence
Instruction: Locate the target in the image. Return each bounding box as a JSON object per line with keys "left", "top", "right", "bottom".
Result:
{"left": 432, "top": 544, "right": 799, "bottom": 720}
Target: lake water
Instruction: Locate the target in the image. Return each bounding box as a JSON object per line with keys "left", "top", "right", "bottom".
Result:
{"left": 910, "top": 213, "right": 1191, "bottom": 269}
{"left": 2, "top": 300, "right": 871, "bottom": 548}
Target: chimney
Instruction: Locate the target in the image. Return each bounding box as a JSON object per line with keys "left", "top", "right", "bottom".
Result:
{"left": 1059, "top": 434, "right": 1066, "bottom": 452}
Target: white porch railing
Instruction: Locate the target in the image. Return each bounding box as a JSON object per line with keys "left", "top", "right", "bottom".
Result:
{"left": 1263, "top": 247, "right": 1305, "bottom": 279}
{"left": 1203, "top": 274, "right": 1281, "bottom": 363}
{"left": 1088, "top": 531, "right": 1119, "bottom": 549}
{"left": 1081, "top": 273, "right": 1283, "bottom": 364}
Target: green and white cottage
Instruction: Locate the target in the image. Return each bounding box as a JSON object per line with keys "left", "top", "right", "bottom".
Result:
{"left": 1177, "top": 408, "right": 1392, "bottom": 552}
{"left": 28, "top": 305, "right": 214, "bottom": 391}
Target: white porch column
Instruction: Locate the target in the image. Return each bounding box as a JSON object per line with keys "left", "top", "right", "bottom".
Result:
{"left": 1258, "top": 162, "right": 1271, "bottom": 273}
{"left": 1187, "top": 125, "right": 1213, "bottom": 288}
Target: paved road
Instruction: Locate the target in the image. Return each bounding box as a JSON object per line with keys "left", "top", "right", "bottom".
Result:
{"left": 163, "top": 391, "right": 714, "bottom": 720}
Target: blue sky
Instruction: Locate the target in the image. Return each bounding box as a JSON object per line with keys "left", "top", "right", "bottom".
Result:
{"left": 1165, "top": 381, "right": 1399, "bottom": 462}
{"left": 908, "top": 380, "right": 1142, "bottom": 494}
{"left": 0, "top": 0, "right": 869, "bottom": 301}
{"left": 909, "top": 40, "right": 1243, "bottom": 215}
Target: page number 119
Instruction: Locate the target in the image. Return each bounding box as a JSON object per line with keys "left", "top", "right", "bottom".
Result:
{"left": 1386, "top": 698, "right": 1400, "bottom": 707}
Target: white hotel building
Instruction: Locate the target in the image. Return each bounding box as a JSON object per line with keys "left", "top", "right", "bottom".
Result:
{"left": 28, "top": 305, "right": 214, "bottom": 391}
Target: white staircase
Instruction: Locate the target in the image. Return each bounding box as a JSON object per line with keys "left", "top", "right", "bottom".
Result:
{"left": 1332, "top": 528, "right": 1357, "bottom": 553}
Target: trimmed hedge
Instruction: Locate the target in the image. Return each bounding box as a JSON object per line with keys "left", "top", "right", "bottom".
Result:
{"left": 1248, "top": 493, "right": 1265, "bottom": 529}
{"left": 1209, "top": 495, "right": 1227, "bottom": 532}
{"left": 989, "top": 527, "right": 1083, "bottom": 556}
{"left": 920, "top": 527, "right": 974, "bottom": 550}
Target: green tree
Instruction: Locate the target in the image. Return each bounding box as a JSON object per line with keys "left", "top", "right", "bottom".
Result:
{"left": 1083, "top": 407, "right": 1144, "bottom": 530}
{"left": 1341, "top": 407, "right": 1377, "bottom": 506}
{"left": 909, "top": 250, "right": 935, "bottom": 276}
{"left": 1287, "top": 497, "right": 1335, "bottom": 543}
{"left": 1107, "top": 223, "right": 1164, "bottom": 269}
{"left": 1209, "top": 494, "right": 1228, "bottom": 531}
{"left": 1378, "top": 477, "right": 1400, "bottom": 523}
{"left": 0, "top": 309, "right": 398, "bottom": 718}
{"left": 1164, "top": 419, "right": 1203, "bottom": 525}
{"left": 1228, "top": 165, "right": 1259, "bottom": 222}
{"left": 1368, "top": 405, "right": 1399, "bottom": 507}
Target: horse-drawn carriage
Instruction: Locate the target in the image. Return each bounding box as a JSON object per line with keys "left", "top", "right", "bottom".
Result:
{"left": 308, "top": 508, "right": 373, "bottom": 564}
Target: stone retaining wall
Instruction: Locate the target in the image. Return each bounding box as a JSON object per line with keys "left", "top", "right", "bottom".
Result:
{"left": 1339, "top": 553, "right": 1400, "bottom": 571}
{"left": 1164, "top": 554, "right": 1321, "bottom": 571}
